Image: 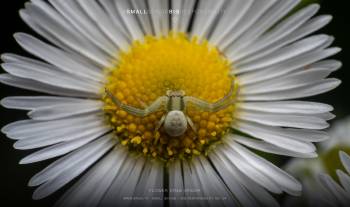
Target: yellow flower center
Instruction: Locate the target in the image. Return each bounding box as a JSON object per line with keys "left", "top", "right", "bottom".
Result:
{"left": 103, "top": 33, "right": 238, "bottom": 162}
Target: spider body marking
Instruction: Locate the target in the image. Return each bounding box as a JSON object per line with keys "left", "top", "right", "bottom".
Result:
{"left": 105, "top": 79, "right": 237, "bottom": 137}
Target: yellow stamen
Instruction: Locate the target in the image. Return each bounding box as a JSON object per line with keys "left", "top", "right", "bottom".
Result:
{"left": 131, "top": 136, "right": 142, "bottom": 145}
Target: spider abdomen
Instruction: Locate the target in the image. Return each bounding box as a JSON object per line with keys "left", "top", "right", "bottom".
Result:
{"left": 164, "top": 110, "right": 188, "bottom": 137}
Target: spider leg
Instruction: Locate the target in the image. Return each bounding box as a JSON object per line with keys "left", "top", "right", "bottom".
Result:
{"left": 137, "top": 98, "right": 148, "bottom": 108}
{"left": 105, "top": 88, "right": 167, "bottom": 117}
{"left": 155, "top": 115, "right": 166, "bottom": 132}
{"left": 184, "top": 82, "right": 239, "bottom": 113}
{"left": 212, "top": 78, "right": 236, "bottom": 106}
{"left": 186, "top": 116, "right": 197, "bottom": 133}
{"left": 184, "top": 97, "right": 230, "bottom": 112}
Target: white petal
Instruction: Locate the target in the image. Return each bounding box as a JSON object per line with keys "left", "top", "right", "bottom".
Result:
{"left": 55, "top": 147, "right": 128, "bottom": 207}
{"left": 238, "top": 47, "right": 341, "bottom": 85}
{"left": 311, "top": 178, "right": 339, "bottom": 207}
{"left": 191, "top": 156, "right": 238, "bottom": 206}
{"left": 232, "top": 122, "right": 316, "bottom": 153}
{"left": 169, "top": 161, "right": 186, "bottom": 207}
{"left": 226, "top": 142, "right": 301, "bottom": 195}
{"left": 191, "top": 0, "right": 226, "bottom": 39}
{"left": 1, "top": 114, "right": 102, "bottom": 137}
{"left": 148, "top": 0, "right": 169, "bottom": 37}
{"left": 170, "top": 0, "right": 182, "bottom": 33}
{"left": 210, "top": 151, "right": 279, "bottom": 207}
{"left": 219, "top": 0, "right": 277, "bottom": 50}
{"left": 237, "top": 109, "right": 329, "bottom": 129}
{"left": 19, "top": 9, "right": 78, "bottom": 60}
{"left": 114, "top": 0, "right": 144, "bottom": 40}
{"left": 99, "top": 157, "right": 146, "bottom": 206}
{"left": 234, "top": 136, "right": 317, "bottom": 158}
{"left": 49, "top": 0, "right": 122, "bottom": 55}
{"left": 28, "top": 101, "right": 103, "bottom": 121}
{"left": 337, "top": 170, "right": 350, "bottom": 193}
{"left": 14, "top": 33, "right": 104, "bottom": 82}
{"left": 3, "top": 114, "right": 103, "bottom": 138}
{"left": 178, "top": 0, "right": 196, "bottom": 33}
{"left": 237, "top": 120, "right": 328, "bottom": 142}
{"left": 0, "top": 74, "right": 97, "bottom": 98}
{"left": 225, "top": 0, "right": 300, "bottom": 56}
{"left": 1, "top": 53, "right": 103, "bottom": 86}
{"left": 29, "top": 134, "right": 115, "bottom": 187}
{"left": 0, "top": 96, "right": 87, "bottom": 110}
{"left": 318, "top": 174, "right": 350, "bottom": 205}
{"left": 32, "top": 135, "right": 115, "bottom": 200}
{"left": 98, "top": 0, "right": 130, "bottom": 36}
{"left": 24, "top": 2, "right": 111, "bottom": 66}
{"left": 242, "top": 68, "right": 336, "bottom": 94}
{"left": 241, "top": 78, "right": 341, "bottom": 101}
{"left": 235, "top": 35, "right": 332, "bottom": 73}
{"left": 2, "top": 62, "right": 101, "bottom": 94}
{"left": 238, "top": 101, "right": 333, "bottom": 115}
{"left": 208, "top": 153, "right": 260, "bottom": 207}
{"left": 209, "top": 0, "right": 254, "bottom": 45}
{"left": 236, "top": 15, "right": 332, "bottom": 64}
{"left": 20, "top": 129, "right": 109, "bottom": 164}
{"left": 132, "top": 161, "right": 164, "bottom": 207}
{"left": 181, "top": 160, "right": 208, "bottom": 206}
{"left": 311, "top": 59, "right": 342, "bottom": 72}
{"left": 233, "top": 4, "right": 321, "bottom": 61}
{"left": 340, "top": 151, "right": 350, "bottom": 174}
{"left": 246, "top": 72, "right": 337, "bottom": 95}
{"left": 315, "top": 112, "right": 335, "bottom": 121}
{"left": 216, "top": 146, "right": 283, "bottom": 194}
{"left": 76, "top": 0, "right": 129, "bottom": 51}
{"left": 13, "top": 120, "right": 110, "bottom": 150}
{"left": 131, "top": 0, "right": 153, "bottom": 35}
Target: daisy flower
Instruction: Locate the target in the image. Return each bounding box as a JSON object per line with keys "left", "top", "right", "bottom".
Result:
{"left": 318, "top": 151, "right": 350, "bottom": 207}
{"left": 284, "top": 151, "right": 350, "bottom": 207}
{"left": 284, "top": 117, "right": 350, "bottom": 207}
{"left": 0, "top": 0, "right": 341, "bottom": 206}
{"left": 323, "top": 116, "right": 350, "bottom": 153}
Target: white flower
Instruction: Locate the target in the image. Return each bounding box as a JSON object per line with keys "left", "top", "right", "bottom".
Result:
{"left": 318, "top": 151, "right": 350, "bottom": 207}
{"left": 284, "top": 151, "right": 350, "bottom": 207}
{"left": 0, "top": 0, "right": 341, "bottom": 206}
{"left": 284, "top": 117, "right": 350, "bottom": 207}
{"left": 323, "top": 117, "right": 350, "bottom": 151}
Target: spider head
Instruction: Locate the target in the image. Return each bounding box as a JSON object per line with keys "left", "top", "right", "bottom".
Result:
{"left": 166, "top": 90, "right": 185, "bottom": 97}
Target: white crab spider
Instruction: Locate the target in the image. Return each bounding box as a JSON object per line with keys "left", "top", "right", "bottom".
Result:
{"left": 105, "top": 79, "right": 237, "bottom": 137}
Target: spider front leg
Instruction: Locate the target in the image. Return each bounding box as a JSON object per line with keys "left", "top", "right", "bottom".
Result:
{"left": 184, "top": 96, "right": 236, "bottom": 112}
{"left": 155, "top": 115, "right": 166, "bottom": 132}
{"left": 105, "top": 88, "right": 167, "bottom": 117}
{"left": 211, "top": 78, "right": 236, "bottom": 107}
{"left": 184, "top": 80, "right": 238, "bottom": 113}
